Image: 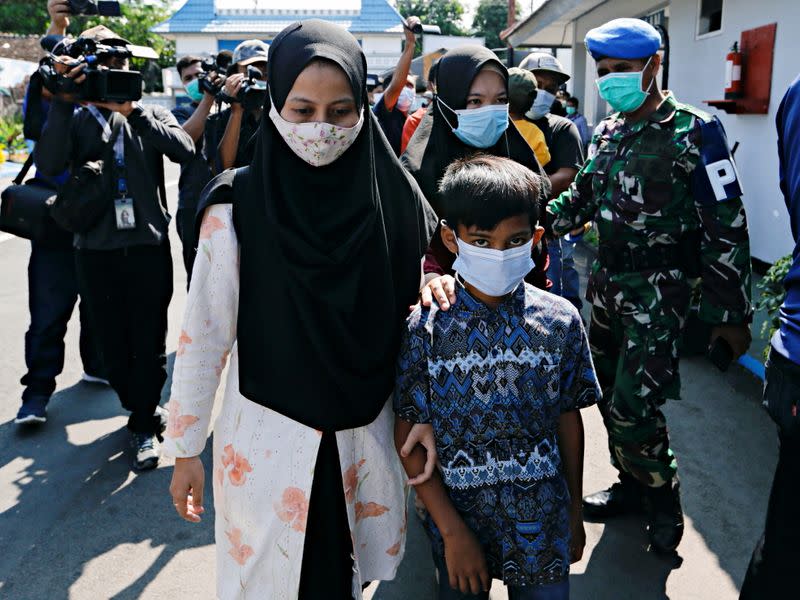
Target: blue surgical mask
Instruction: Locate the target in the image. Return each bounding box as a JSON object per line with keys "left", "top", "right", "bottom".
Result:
{"left": 596, "top": 56, "right": 654, "bottom": 113}
{"left": 397, "top": 86, "right": 415, "bottom": 112}
{"left": 185, "top": 78, "right": 204, "bottom": 103}
{"left": 438, "top": 99, "right": 509, "bottom": 149}
{"left": 528, "top": 89, "right": 555, "bottom": 120}
{"left": 452, "top": 237, "right": 535, "bottom": 297}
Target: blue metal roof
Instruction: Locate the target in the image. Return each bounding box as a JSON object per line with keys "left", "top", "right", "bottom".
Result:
{"left": 152, "top": 0, "right": 404, "bottom": 35}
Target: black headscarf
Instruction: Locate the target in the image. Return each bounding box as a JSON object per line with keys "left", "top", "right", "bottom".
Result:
{"left": 197, "top": 20, "right": 435, "bottom": 431}
{"left": 401, "top": 45, "right": 551, "bottom": 288}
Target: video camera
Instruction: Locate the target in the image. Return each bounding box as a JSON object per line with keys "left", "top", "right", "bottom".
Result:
{"left": 38, "top": 36, "right": 158, "bottom": 103}
{"left": 217, "top": 65, "right": 267, "bottom": 112}
{"left": 67, "top": 0, "right": 122, "bottom": 16}
{"left": 198, "top": 51, "right": 233, "bottom": 96}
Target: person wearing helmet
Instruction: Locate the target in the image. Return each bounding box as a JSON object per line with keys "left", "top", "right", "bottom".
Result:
{"left": 547, "top": 18, "right": 753, "bottom": 554}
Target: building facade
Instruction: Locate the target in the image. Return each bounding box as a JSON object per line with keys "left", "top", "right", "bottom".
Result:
{"left": 153, "top": 0, "right": 407, "bottom": 73}
{"left": 507, "top": 0, "right": 798, "bottom": 264}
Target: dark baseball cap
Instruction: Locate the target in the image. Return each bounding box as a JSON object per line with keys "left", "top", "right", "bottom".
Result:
{"left": 233, "top": 40, "right": 269, "bottom": 66}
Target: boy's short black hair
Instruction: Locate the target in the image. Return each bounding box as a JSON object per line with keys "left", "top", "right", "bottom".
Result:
{"left": 567, "top": 96, "right": 579, "bottom": 108}
{"left": 438, "top": 154, "right": 541, "bottom": 231}
{"left": 176, "top": 55, "right": 203, "bottom": 78}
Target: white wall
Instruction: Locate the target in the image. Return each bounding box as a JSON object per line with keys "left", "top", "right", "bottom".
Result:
{"left": 175, "top": 35, "right": 216, "bottom": 57}
{"left": 669, "top": 0, "right": 796, "bottom": 263}
{"left": 422, "top": 35, "right": 486, "bottom": 54}
{"left": 361, "top": 35, "right": 402, "bottom": 72}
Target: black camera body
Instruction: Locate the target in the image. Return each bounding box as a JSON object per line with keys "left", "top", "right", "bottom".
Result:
{"left": 198, "top": 54, "right": 230, "bottom": 96}
{"left": 237, "top": 66, "right": 267, "bottom": 112}
{"left": 39, "top": 37, "right": 157, "bottom": 103}
{"left": 215, "top": 65, "right": 266, "bottom": 111}
{"left": 67, "top": 0, "right": 122, "bottom": 16}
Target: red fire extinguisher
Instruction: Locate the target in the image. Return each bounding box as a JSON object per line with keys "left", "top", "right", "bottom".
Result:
{"left": 725, "top": 41, "right": 743, "bottom": 99}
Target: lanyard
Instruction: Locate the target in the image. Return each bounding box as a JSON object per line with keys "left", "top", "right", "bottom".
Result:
{"left": 87, "top": 105, "right": 128, "bottom": 198}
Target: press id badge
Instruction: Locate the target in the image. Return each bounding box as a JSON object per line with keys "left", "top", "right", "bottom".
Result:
{"left": 115, "top": 197, "right": 136, "bottom": 230}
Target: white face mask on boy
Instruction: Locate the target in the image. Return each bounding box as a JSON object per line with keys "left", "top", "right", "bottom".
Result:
{"left": 452, "top": 237, "right": 535, "bottom": 297}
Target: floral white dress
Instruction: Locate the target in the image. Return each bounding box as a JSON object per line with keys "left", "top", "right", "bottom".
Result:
{"left": 163, "top": 204, "right": 409, "bottom": 600}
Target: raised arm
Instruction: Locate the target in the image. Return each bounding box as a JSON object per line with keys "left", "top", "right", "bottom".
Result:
{"left": 381, "top": 18, "right": 418, "bottom": 111}
{"left": 126, "top": 104, "right": 194, "bottom": 164}
{"left": 34, "top": 98, "right": 75, "bottom": 176}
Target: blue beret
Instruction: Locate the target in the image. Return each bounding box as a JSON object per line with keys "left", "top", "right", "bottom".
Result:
{"left": 585, "top": 18, "right": 662, "bottom": 60}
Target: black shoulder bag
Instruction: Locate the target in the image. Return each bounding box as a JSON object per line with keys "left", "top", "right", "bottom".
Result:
{"left": 0, "top": 155, "right": 72, "bottom": 247}
{"left": 50, "top": 115, "right": 124, "bottom": 234}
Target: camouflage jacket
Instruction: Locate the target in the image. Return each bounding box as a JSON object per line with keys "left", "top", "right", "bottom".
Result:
{"left": 547, "top": 93, "right": 752, "bottom": 325}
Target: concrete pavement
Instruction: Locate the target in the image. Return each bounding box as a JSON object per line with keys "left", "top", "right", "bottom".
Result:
{"left": 0, "top": 162, "right": 778, "bottom": 599}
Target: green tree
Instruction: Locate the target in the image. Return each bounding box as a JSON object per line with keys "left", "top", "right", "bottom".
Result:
{"left": 0, "top": 0, "right": 174, "bottom": 91}
{"left": 0, "top": 2, "right": 50, "bottom": 34}
{"left": 397, "top": 1, "right": 466, "bottom": 37}
{"left": 472, "top": 0, "right": 520, "bottom": 49}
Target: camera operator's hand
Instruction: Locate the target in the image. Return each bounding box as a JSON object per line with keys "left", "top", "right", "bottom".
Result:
{"left": 404, "top": 16, "right": 421, "bottom": 44}
{"left": 224, "top": 73, "right": 245, "bottom": 112}
{"left": 47, "top": 0, "right": 71, "bottom": 35}
{"left": 90, "top": 100, "right": 137, "bottom": 117}
{"left": 52, "top": 58, "right": 86, "bottom": 101}
{"left": 205, "top": 72, "right": 225, "bottom": 100}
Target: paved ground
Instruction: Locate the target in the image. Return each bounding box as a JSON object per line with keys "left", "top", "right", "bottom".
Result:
{"left": 0, "top": 162, "right": 778, "bottom": 599}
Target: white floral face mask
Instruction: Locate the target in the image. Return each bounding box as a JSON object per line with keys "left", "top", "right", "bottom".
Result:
{"left": 268, "top": 98, "right": 365, "bottom": 167}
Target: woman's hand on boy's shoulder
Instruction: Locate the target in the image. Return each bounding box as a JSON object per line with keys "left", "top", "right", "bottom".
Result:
{"left": 443, "top": 523, "right": 490, "bottom": 595}
{"left": 419, "top": 275, "right": 457, "bottom": 311}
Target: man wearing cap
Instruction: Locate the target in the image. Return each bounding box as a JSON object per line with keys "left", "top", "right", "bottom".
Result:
{"left": 35, "top": 24, "right": 194, "bottom": 470}
{"left": 521, "top": 52, "right": 585, "bottom": 309}
{"left": 547, "top": 18, "right": 753, "bottom": 553}
{"left": 205, "top": 39, "right": 268, "bottom": 173}
{"left": 508, "top": 67, "right": 550, "bottom": 168}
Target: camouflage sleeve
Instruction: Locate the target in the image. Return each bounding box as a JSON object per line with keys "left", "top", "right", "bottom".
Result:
{"left": 688, "top": 116, "right": 753, "bottom": 325}
{"left": 546, "top": 122, "right": 604, "bottom": 236}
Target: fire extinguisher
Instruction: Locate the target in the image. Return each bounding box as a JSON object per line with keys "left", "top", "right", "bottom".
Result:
{"left": 725, "top": 41, "right": 743, "bottom": 100}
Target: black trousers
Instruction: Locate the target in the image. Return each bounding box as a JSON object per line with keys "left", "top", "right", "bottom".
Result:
{"left": 740, "top": 349, "right": 800, "bottom": 599}
{"left": 21, "top": 241, "right": 103, "bottom": 402}
{"left": 75, "top": 244, "right": 173, "bottom": 435}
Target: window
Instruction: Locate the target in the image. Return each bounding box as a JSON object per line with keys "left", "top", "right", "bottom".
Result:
{"left": 697, "top": 0, "right": 724, "bottom": 37}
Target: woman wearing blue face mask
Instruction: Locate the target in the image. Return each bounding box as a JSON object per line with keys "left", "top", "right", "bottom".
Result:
{"left": 402, "top": 45, "right": 552, "bottom": 294}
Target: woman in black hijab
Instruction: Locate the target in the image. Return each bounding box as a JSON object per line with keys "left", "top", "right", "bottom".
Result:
{"left": 403, "top": 45, "right": 552, "bottom": 295}
{"left": 164, "top": 20, "right": 436, "bottom": 599}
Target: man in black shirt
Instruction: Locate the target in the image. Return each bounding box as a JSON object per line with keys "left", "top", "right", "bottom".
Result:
{"left": 172, "top": 55, "right": 222, "bottom": 280}
{"left": 36, "top": 25, "right": 194, "bottom": 471}
{"left": 521, "top": 52, "right": 585, "bottom": 309}
{"left": 372, "top": 16, "right": 420, "bottom": 156}
{"left": 205, "top": 40, "right": 268, "bottom": 174}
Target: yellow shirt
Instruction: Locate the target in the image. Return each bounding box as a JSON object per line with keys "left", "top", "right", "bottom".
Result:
{"left": 513, "top": 119, "right": 551, "bottom": 168}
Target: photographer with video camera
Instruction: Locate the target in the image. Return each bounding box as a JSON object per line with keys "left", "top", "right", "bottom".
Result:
{"left": 11, "top": 0, "right": 108, "bottom": 427}
{"left": 204, "top": 40, "right": 268, "bottom": 173}
{"left": 170, "top": 54, "right": 226, "bottom": 280}
{"left": 34, "top": 25, "right": 194, "bottom": 472}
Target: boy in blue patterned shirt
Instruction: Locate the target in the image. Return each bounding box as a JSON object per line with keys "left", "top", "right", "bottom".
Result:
{"left": 394, "top": 155, "right": 600, "bottom": 599}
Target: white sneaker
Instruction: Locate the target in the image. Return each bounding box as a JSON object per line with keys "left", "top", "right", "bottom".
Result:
{"left": 131, "top": 432, "right": 160, "bottom": 471}
{"left": 82, "top": 372, "right": 110, "bottom": 386}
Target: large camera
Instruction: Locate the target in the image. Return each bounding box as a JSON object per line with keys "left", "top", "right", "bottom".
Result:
{"left": 38, "top": 36, "right": 158, "bottom": 103}
{"left": 67, "top": 0, "right": 122, "bottom": 16}
{"left": 220, "top": 65, "right": 267, "bottom": 112}
{"left": 198, "top": 51, "right": 233, "bottom": 96}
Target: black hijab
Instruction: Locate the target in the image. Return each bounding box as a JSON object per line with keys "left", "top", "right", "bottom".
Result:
{"left": 401, "top": 45, "right": 551, "bottom": 289}
{"left": 402, "top": 45, "right": 552, "bottom": 215}
{"left": 198, "top": 20, "right": 436, "bottom": 431}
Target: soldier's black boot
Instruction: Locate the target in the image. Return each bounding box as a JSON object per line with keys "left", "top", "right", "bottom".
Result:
{"left": 646, "top": 478, "right": 684, "bottom": 554}
{"left": 582, "top": 473, "right": 646, "bottom": 519}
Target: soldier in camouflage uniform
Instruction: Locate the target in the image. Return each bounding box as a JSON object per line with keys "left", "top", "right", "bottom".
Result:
{"left": 547, "top": 18, "right": 753, "bottom": 553}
